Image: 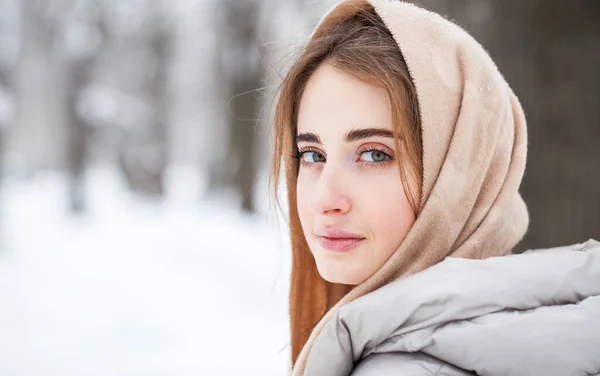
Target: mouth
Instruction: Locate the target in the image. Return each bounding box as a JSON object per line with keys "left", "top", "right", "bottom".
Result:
{"left": 316, "top": 230, "right": 366, "bottom": 253}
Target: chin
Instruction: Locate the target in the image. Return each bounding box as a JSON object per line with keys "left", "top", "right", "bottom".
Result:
{"left": 314, "top": 258, "right": 370, "bottom": 285}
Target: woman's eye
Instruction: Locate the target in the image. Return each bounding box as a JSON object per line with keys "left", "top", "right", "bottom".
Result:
{"left": 360, "top": 150, "right": 390, "bottom": 163}
{"left": 301, "top": 151, "right": 326, "bottom": 163}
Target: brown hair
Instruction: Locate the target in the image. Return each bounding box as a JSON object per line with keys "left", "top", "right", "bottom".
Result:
{"left": 269, "top": 3, "right": 422, "bottom": 366}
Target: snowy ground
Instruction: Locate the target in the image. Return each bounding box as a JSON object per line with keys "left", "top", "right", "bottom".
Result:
{"left": 0, "top": 167, "right": 292, "bottom": 376}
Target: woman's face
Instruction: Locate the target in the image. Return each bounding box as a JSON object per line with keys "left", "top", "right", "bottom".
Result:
{"left": 296, "top": 63, "right": 417, "bottom": 286}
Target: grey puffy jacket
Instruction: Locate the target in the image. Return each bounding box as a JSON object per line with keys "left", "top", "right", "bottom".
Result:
{"left": 304, "top": 239, "right": 600, "bottom": 376}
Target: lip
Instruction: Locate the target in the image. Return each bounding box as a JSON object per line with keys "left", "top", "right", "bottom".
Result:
{"left": 315, "top": 229, "right": 365, "bottom": 253}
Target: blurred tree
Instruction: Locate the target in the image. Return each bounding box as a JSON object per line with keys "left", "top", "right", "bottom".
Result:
{"left": 58, "top": 0, "right": 108, "bottom": 213}
{"left": 115, "top": 3, "right": 172, "bottom": 198}
{"left": 212, "top": 0, "right": 264, "bottom": 213}
{"left": 13, "top": 0, "right": 62, "bottom": 174}
{"left": 0, "top": 0, "right": 19, "bottom": 229}
{"left": 516, "top": 0, "right": 600, "bottom": 249}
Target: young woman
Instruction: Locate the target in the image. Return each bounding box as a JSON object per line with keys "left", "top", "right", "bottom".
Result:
{"left": 270, "top": 1, "right": 600, "bottom": 375}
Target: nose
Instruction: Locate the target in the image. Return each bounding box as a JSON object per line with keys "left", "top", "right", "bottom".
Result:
{"left": 309, "top": 164, "right": 351, "bottom": 216}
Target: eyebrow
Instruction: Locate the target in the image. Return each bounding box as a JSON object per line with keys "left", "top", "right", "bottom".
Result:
{"left": 296, "top": 127, "right": 394, "bottom": 144}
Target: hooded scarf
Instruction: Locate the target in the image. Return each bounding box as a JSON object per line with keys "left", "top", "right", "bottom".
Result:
{"left": 290, "top": 0, "right": 529, "bottom": 374}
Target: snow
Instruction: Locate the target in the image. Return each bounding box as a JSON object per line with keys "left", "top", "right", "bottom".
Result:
{"left": 0, "top": 167, "right": 292, "bottom": 375}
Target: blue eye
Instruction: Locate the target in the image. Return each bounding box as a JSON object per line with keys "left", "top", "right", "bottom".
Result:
{"left": 300, "top": 150, "right": 326, "bottom": 163}
{"left": 359, "top": 150, "right": 390, "bottom": 163}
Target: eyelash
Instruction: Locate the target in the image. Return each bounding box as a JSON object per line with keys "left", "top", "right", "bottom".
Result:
{"left": 292, "top": 146, "right": 394, "bottom": 168}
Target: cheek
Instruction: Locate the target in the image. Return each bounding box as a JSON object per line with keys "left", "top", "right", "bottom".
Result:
{"left": 359, "top": 172, "right": 415, "bottom": 243}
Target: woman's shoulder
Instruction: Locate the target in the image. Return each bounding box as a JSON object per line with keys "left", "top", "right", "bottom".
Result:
{"left": 304, "top": 238, "right": 600, "bottom": 375}
{"left": 352, "top": 352, "right": 474, "bottom": 376}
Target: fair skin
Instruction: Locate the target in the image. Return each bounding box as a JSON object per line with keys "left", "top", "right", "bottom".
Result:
{"left": 296, "top": 62, "right": 417, "bottom": 286}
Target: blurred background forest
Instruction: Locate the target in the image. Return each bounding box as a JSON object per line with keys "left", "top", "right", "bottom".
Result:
{"left": 0, "top": 0, "right": 598, "bottom": 375}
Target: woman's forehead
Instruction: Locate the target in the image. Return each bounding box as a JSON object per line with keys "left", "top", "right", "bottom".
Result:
{"left": 297, "top": 63, "right": 393, "bottom": 136}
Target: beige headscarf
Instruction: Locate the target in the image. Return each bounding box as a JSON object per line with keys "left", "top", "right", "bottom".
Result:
{"left": 290, "top": 0, "right": 529, "bottom": 374}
